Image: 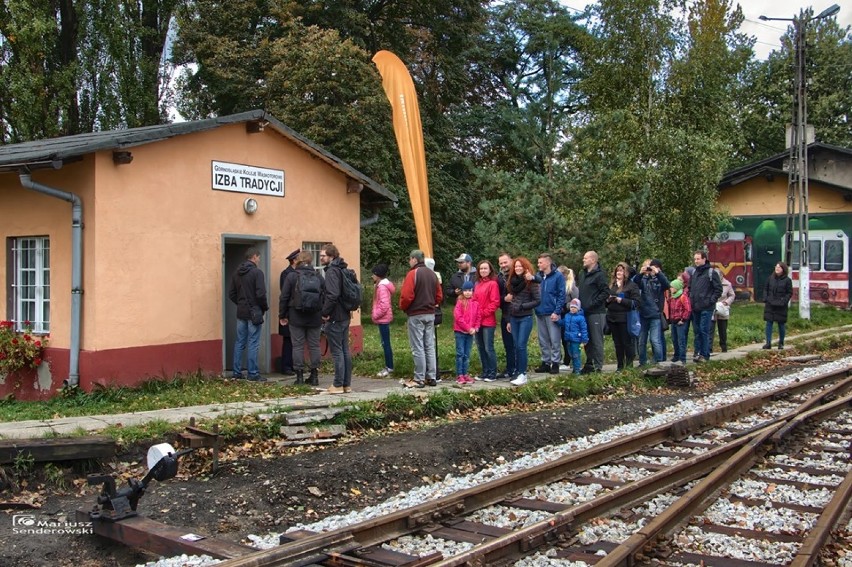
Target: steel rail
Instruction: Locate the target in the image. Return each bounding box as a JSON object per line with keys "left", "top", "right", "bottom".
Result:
{"left": 208, "top": 364, "right": 852, "bottom": 567}
{"left": 595, "top": 391, "right": 852, "bottom": 567}
{"left": 790, "top": 467, "right": 852, "bottom": 567}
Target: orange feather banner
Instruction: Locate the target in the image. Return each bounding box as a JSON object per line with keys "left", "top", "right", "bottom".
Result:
{"left": 372, "top": 50, "right": 433, "bottom": 258}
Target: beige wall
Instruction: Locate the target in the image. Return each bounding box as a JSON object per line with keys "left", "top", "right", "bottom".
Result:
{"left": 718, "top": 176, "right": 852, "bottom": 217}
{"left": 2, "top": 123, "right": 362, "bottom": 351}
{"left": 0, "top": 159, "right": 97, "bottom": 347}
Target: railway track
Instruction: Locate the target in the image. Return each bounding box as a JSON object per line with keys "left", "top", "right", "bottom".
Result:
{"left": 203, "top": 361, "right": 852, "bottom": 567}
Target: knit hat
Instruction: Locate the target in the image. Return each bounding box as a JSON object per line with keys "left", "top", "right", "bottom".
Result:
{"left": 671, "top": 278, "right": 684, "bottom": 299}
{"left": 650, "top": 258, "right": 663, "bottom": 270}
{"left": 410, "top": 249, "right": 425, "bottom": 262}
{"left": 569, "top": 298, "right": 581, "bottom": 309}
{"left": 372, "top": 264, "right": 389, "bottom": 278}
{"left": 461, "top": 280, "right": 475, "bottom": 291}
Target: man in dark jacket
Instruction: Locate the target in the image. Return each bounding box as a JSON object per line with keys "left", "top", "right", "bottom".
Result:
{"left": 227, "top": 247, "right": 268, "bottom": 381}
{"left": 320, "top": 244, "right": 352, "bottom": 394}
{"left": 534, "top": 253, "right": 566, "bottom": 374}
{"left": 446, "top": 253, "right": 475, "bottom": 300}
{"left": 496, "top": 253, "right": 515, "bottom": 378}
{"left": 400, "top": 249, "right": 443, "bottom": 387}
{"left": 690, "top": 250, "right": 722, "bottom": 362}
{"left": 633, "top": 259, "right": 670, "bottom": 365}
{"left": 277, "top": 249, "right": 300, "bottom": 376}
{"left": 578, "top": 251, "right": 609, "bottom": 373}
{"left": 279, "top": 251, "right": 324, "bottom": 386}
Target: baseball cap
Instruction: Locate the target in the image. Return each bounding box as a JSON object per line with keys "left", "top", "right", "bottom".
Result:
{"left": 455, "top": 253, "right": 472, "bottom": 263}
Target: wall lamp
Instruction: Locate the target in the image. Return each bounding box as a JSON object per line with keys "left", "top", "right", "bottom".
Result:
{"left": 246, "top": 120, "right": 269, "bottom": 134}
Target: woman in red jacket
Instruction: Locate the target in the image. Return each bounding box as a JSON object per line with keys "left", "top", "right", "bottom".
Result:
{"left": 473, "top": 260, "right": 501, "bottom": 382}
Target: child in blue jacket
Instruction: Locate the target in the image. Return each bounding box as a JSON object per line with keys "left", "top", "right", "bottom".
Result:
{"left": 561, "top": 298, "right": 589, "bottom": 374}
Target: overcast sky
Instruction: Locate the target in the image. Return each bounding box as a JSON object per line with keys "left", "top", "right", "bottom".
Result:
{"left": 561, "top": 1, "right": 851, "bottom": 60}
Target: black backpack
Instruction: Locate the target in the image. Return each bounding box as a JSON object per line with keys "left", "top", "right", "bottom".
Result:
{"left": 293, "top": 269, "right": 322, "bottom": 313}
{"left": 339, "top": 268, "right": 363, "bottom": 311}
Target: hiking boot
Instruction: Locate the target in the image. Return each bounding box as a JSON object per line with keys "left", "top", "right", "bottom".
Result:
{"left": 293, "top": 370, "right": 304, "bottom": 385}
{"left": 309, "top": 368, "right": 319, "bottom": 386}
{"left": 534, "top": 363, "right": 550, "bottom": 373}
{"left": 777, "top": 343, "right": 784, "bottom": 350}
{"left": 549, "top": 362, "right": 560, "bottom": 374}
{"left": 762, "top": 343, "right": 771, "bottom": 350}
{"left": 326, "top": 385, "right": 345, "bottom": 394}
{"left": 425, "top": 378, "right": 438, "bottom": 387}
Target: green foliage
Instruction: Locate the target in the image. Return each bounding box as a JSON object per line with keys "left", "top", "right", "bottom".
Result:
{"left": 12, "top": 450, "right": 34, "bottom": 477}
{"left": 0, "top": 320, "right": 48, "bottom": 375}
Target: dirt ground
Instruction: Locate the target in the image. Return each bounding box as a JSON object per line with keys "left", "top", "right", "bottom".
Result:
{"left": 0, "top": 366, "right": 816, "bottom": 566}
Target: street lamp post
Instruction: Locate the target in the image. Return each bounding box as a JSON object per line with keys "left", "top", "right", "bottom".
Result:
{"left": 759, "top": 4, "right": 840, "bottom": 321}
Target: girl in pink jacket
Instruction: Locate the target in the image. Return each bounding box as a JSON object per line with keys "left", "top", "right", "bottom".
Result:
{"left": 371, "top": 264, "right": 395, "bottom": 377}
{"left": 454, "top": 281, "right": 481, "bottom": 384}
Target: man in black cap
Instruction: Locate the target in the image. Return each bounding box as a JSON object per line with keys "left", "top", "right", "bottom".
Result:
{"left": 277, "top": 248, "right": 300, "bottom": 376}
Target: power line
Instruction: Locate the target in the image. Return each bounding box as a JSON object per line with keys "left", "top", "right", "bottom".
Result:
{"left": 744, "top": 18, "right": 789, "bottom": 33}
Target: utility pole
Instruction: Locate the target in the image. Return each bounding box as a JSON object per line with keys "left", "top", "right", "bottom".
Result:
{"left": 760, "top": 4, "right": 840, "bottom": 321}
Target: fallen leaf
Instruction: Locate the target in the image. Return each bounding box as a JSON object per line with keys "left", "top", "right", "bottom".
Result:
{"left": 307, "top": 486, "right": 323, "bottom": 497}
{"left": 350, "top": 488, "right": 361, "bottom": 496}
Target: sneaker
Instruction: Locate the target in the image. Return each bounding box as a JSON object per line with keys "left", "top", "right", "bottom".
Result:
{"left": 434, "top": 377, "right": 442, "bottom": 384}
{"left": 326, "top": 385, "right": 345, "bottom": 394}
{"left": 425, "top": 379, "right": 438, "bottom": 387}
{"left": 534, "top": 363, "right": 550, "bottom": 373}
{"left": 693, "top": 356, "right": 705, "bottom": 363}
{"left": 403, "top": 379, "right": 425, "bottom": 389}
{"left": 343, "top": 387, "right": 353, "bottom": 393}
{"left": 463, "top": 375, "right": 476, "bottom": 384}
{"left": 456, "top": 375, "right": 466, "bottom": 384}
{"left": 761, "top": 343, "right": 771, "bottom": 350}
{"left": 473, "top": 375, "right": 482, "bottom": 381}
{"left": 377, "top": 368, "right": 390, "bottom": 377}
{"left": 496, "top": 372, "right": 508, "bottom": 380}
{"left": 559, "top": 364, "right": 571, "bottom": 372}
{"left": 483, "top": 376, "right": 497, "bottom": 382}
{"left": 549, "top": 363, "right": 560, "bottom": 374}
{"left": 777, "top": 344, "right": 784, "bottom": 350}
{"left": 247, "top": 375, "right": 267, "bottom": 382}
{"left": 510, "top": 373, "right": 528, "bottom": 386}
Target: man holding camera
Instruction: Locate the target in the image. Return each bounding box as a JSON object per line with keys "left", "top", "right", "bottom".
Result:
{"left": 634, "top": 259, "right": 670, "bottom": 365}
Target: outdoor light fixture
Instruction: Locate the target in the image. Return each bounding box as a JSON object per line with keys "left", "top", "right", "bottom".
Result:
{"left": 243, "top": 197, "right": 258, "bottom": 214}
{"left": 246, "top": 120, "right": 268, "bottom": 134}
{"left": 112, "top": 151, "right": 133, "bottom": 165}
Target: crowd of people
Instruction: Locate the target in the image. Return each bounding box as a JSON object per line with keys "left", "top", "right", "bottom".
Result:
{"left": 227, "top": 245, "right": 794, "bottom": 393}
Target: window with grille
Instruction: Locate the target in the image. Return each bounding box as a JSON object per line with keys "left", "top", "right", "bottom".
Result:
{"left": 301, "top": 242, "right": 328, "bottom": 273}
{"left": 8, "top": 237, "right": 50, "bottom": 333}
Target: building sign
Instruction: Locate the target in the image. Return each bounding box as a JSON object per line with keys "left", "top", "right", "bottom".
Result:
{"left": 212, "top": 161, "right": 285, "bottom": 197}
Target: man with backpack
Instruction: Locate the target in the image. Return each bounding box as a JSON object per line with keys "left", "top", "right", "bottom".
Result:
{"left": 320, "top": 243, "right": 359, "bottom": 394}
{"left": 279, "top": 251, "right": 324, "bottom": 386}
{"left": 227, "top": 247, "right": 268, "bottom": 382}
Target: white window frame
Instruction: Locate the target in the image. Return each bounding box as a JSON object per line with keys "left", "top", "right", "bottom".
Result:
{"left": 10, "top": 236, "right": 50, "bottom": 334}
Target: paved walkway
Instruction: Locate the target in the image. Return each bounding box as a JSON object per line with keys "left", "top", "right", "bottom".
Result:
{"left": 0, "top": 325, "right": 849, "bottom": 439}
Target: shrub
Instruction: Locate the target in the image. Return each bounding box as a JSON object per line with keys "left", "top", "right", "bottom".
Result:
{"left": 0, "top": 320, "right": 48, "bottom": 374}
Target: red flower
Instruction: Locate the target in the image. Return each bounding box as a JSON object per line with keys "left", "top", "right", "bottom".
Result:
{"left": 33, "top": 358, "right": 42, "bottom": 366}
{"left": 23, "top": 320, "right": 31, "bottom": 326}
{"left": 23, "top": 334, "right": 32, "bottom": 342}
{"left": 11, "top": 338, "right": 18, "bottom": 345}
{"left": 34, "top": 341, "right": 41, "bottom": 347}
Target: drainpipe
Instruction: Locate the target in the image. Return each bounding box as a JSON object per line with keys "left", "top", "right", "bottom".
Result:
{"left": 18, "top": 173, "right": 82, "bottom": 387}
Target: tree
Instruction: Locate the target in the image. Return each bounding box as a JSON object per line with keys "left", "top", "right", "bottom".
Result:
{"left": 734, "top": 13, "right": 852, "bottom": 162}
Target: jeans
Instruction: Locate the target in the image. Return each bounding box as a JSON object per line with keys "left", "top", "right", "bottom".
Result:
{"left": 670, "top": 321, "right": 688, "bottom": 362}
{"left": 233, "top": 318, "right": 262, "bottom": 378}
{"left": 510, "top": 315, "right": 534, "bottom": 375}
{"left": 408, "top": 314, "right": 436, "bottom": 383}
{"left": 638, "top": 316, "right": 663, "bottom": 365}
{"left": 455, "top": 332, "right": 474, "bottom": 376}
{"left": 290, "top": 325, "right": 321, "bottom": 370}
{"left": 567, "top": 341, "right": 582, "bottom": 374}
{"left": 325, "top": 319, "right": 351, "bottom": 387}
{"left": 692, "top": 309, "right": 713, "bottom": 359}
{"left": 475, "top": 325, "right": 497, "bottom": 379}
{"left": 584, "top": 312, "right": 607, "bottom": 371}
{"left": 765, "top": 320, "right": 786, "bottom": 346}
{"left": 536, "top": 314, "right": 563, "bottom": 364}
{"left": 500, "top": 316, "right": 516, "bottom": 375}
{"left": 659, "top": 318, "right": 667, "bottom": 361}
{"left": 378, "top": 323, "right": 394, "bottom": 370}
